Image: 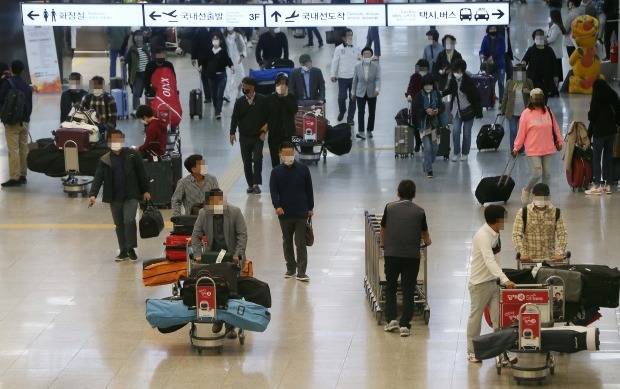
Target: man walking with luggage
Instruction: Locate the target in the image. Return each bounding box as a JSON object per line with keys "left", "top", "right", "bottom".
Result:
{"left": 380, "top": 179, "right": 432, "bottom": 337}
{"left": 289, "top": 54, "right": 326, "bottom": 104}
{"left": 171, "top": 154, "right": 219, "bottom": 217}
{"left": 330, "top": 29, "right": 360, "bottom": 125}
{"left": 0, "top": 60, "right": 33, "bottom": 187}
{"left": 466, "top": 205, "right": 516, "bottom": 363}
{"left": 512, "top": 183, "right": 567, "bottom": 262}
{"left": 270, "top": 141, "right": 314, "bottom": 282}
{"left": 265, "top": 73, "right": 298, "bottom": 168}
{"left": 88, "top": 130, "right": 151, "bottom": 262}
{"left": 255, "top": 28, "right": 289, "bottom": 67}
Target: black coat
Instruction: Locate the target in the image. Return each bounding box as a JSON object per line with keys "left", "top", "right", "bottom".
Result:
{"left": 266, "top": 92, "right": 298, "bottom": 139}
{"left": 89, "top": 148, "right": 150, "bottom": 203}
{"left": 588, "top": 88, "right": 620, "bottom": 138}
{"left": 443, "top": 74, "right": 482, "bottom": 121}
{"left": 432, "top": 49, "right": 463, "bottom": 90}
{"left": 522, "top": 45, "right": 558, "bottom": 94}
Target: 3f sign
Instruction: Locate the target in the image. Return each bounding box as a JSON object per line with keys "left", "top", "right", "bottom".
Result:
{"left": 250, "top": 13, "right": 260, "bottom": 21}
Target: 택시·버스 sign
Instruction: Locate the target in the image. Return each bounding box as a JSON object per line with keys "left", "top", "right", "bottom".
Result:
{"left": 265, "top": 4, "right": 386, "bottom": 28}
{"left": 143, "top": 4, "right": 265, "bottom": 28}
{"left": 386, "top": 3, "right": 509, "bottom": 27}
{"left": 21, "top": 3, "right": 143, "bottom": 27}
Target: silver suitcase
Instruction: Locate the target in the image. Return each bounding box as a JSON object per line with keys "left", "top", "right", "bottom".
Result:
{"left": 394, "top": 125, "right": 414, "bottom": 158}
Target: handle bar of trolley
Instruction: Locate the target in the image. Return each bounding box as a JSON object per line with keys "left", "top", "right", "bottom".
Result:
{"left": 515, "top": 251, "right": 571, "bottom": 262}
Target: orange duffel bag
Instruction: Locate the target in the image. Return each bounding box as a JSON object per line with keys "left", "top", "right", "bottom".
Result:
{"left": 143, "top": 258, "right": 187, "bottom": 287}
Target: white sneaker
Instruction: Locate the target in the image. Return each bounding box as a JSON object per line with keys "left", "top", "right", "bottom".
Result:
{"left": 521, "top": 188, "right": 530, "bottom": 204}
{"left": 585, "top": 186, "right": 602, "bottom": 195}
{"left": 399, "top": 327, "right": 410, "bottom": 337}
{"left": 501, "top": 352, "right": 518, "bottom": 366}
{"left": 459, "top": 154, "right": 468, "bottom": 162}
{"left": 451, "top": 154, "right": 460, "bottom": 162}
{"left": 246, "top": 41, "right": 253, "bottom": 48}
{"left": 467, "top": 352, "right": 481, "bottom": 363}
{"left": 383, "top": 320, "right": 399, "bottom": 332}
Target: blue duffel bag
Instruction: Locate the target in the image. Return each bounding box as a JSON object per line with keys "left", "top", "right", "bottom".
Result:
{"left": 146, "top": 298, "right": 197, "bottom": 329}
{"left": 217, "top": 299, "right": 271, "bottom": 332}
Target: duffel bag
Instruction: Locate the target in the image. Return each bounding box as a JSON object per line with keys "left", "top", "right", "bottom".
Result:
{"left": 181, "top": 270, "right": 230, "bottom": 308}
{"left": 217, "top": 299, "right": 271, "bottom": 332}
{"left": 556, "top": 264, "right": 620, "bottom": 308}
{"left": 146, "top": 298, "right": 196, "bottom": 329}
{"left": 139, "top": 201, "right": 165, "bottom": 239}
{"left": 473, "top": 327, "right": 518, "bottom": 361}
{"left": 534, "top": 267, "right": 582, "bottom": 303}
{"left": 238, "top": 276, "right": 271, "bottom": 308}
{"left": 142, "top": 258, "right": 187, "bottom": 286}
{"left": 503, "top": 268, "right": 535, "bottom": 284}
{"left": 541, "top": 326, "right": 600, "bottom": 353}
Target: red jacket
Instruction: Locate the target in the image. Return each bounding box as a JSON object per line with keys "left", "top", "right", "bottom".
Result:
{"left": 138, "top": 118, "right": 168, "bottom": 156}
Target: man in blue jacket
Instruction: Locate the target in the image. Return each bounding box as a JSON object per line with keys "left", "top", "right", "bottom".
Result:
{"left": 269, "top": 141, "right": 314, "bottom": 281}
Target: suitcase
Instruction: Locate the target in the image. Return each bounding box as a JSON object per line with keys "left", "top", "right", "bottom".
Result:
{"left": 189, "top": 89, "right": 203, "bottom": 119}
{"left": 54, "top": 128, "right": 91, "bottom": 152}
{"left": 111, "top": 88, "right": 129, "bottom": 119}
{"left": 471, "top": 73, "right": 496, "bottom": 109}
{"left": 477, "top": 114, "right": 505, "bottom": 151}
{"left": 59, "top": 121, "right": 100, "bottom": 143}
{"left": 555, "top": 264, "right": 620, "bottom": 308}
{"left": 293, "top": 28, "right": 307, "bottom": 39}
{"left": 474, "top": 156, "right": 517, "bottom": 204}
{"left": 566, "top": 156, "right": 592, "bottom": 191}
{"left": 170, "top": 152, "right": 183, "bottom": 190}
{"left": 295, "top": 111, "right": 327, "bottom": 141}
{"left": 216, "top": 299, "right": 271, "bottom": 332}
{"left": 165, "top": 234, "right": 191, "bottom": 261}
{"left": 181, "top": 264, "right": 237, "bottom": 308}
{"left": 142, "top": 258, "right": 187, "bottom": 286}
{"left": 144, "top": 159, "right": 174, "bottom": 209}
{"left": 436, "top": 126, "right": 451, "bottom": 159}
{"left": 170, "top": 215, "right": 197, "bottom": 236}
{"left": 146, "top": 298, "right": 196, "bottom": 329}
{"left": 109, "top": 77, "right": 124, "bottom": 90}
{"left": 238, "top": 276, "right": 272, "bottom": 308}
{"left": 394, "top": 125, "right": 414, "bottom": 158}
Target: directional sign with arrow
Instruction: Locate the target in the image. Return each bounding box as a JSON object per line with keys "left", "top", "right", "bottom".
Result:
{"left": 27, "top": 11, "right": 39, "bottom": 21}
{"left": 143, "top": 4, "right": 264, "bottom": 27}
{"left": 21, "top": 3, "right": 143, "bottom": 26}
{"left": 386, "top": 2, "right": 509, "bottom": 27}
{"left": 492, "top": 9, "right": 505, "bottom": 19}
{"left": 149, "top": 11, "right": 161, "bottom": 21}
{"left": 265, "top": 4, "right": 386, "bottom": 27}
{"left": 271, "top": 11, "right": 281, "bottom": 22}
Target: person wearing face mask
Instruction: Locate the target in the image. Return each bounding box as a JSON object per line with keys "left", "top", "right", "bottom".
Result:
{"left": 171, "top": 155, "right": 220, "bottom": 217}
{"left": 201, "top": 31, "right": 234, "bottom": 120}
{"left": 546, "top": 11, "right": 566, "bottom": 97}
{"left": 413, "top": 75, "right": 444, "bottom": 178}
{"left": 80, "top": 76, "right": 117, "bottom": 138}
{"left": 511, "top": 88, "right": 563, "bottom": 204}
{"left": 479, "top": 25, "right": 507, "bottom": 105}
{"left": 123, "top": 31, "right": 150, "bottom": 118}
{"left": 134, "top": 105, "right": 168, "bottom": 157}
{"left": 60, "top": 72, "right": 88, "bottom": 123}
{"left": 88, "top": 130, "right": 151, "bottom": 262}
{"left": 432, "top": 35, "right": 462, "bottom": 91}
{"left": 265, "top": 73, "right": 298, "bottom": 167}
{"left": 330, "top": 29, "right": 360, "bottom": 126}
{"left": 512, "top": 183, "right": 567, "bottom": 263}
{"left": 500, "top": 64, "right": 533, "bottom": 152}
{"left": 406, "top": 59, "right": 434, "bottom": 153}
{"left": 351, "top": 47, "right": 381, "bottom": 140}
{"left": 269, "top": 141, "right": 314, "bottom": 281}
{"left": 289, "top": 54, "right": 326, "bottom": 104}
{"left": 255, "top": 27, "right": 289, "bottom": 67}
{"left": 521, "top": 29, "right": 559, "bottom": 101}
{"left": 423, "top": 29, "right": 443, "bottom": 71}
{"left": 224, "top": 27, "right": 247, "bottom": 103}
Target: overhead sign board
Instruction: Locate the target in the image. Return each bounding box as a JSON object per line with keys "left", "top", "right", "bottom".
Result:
{"left": 143, "top": 4, "right": 264, "bottom": 28}
{"left": 21, "top": 3, "right": 143, "bottom": 27}
{"left": 265, "top": 4, "right": 386, "bottom": 28}
{"left": 386, "top": 3, "right": 509, "bottom": 27}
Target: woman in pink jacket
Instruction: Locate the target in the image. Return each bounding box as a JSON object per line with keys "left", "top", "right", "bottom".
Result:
{"left": 511, "top": 88, "right": 563, "bottom": 204}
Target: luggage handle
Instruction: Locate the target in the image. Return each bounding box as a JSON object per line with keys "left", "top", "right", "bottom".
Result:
{"left": 493, "top": 114, "right": 505, "bottom": 127}
{"left": 497, "top": 155, "right": 518, "bottom": 186}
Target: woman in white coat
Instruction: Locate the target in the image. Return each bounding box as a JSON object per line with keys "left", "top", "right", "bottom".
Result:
{"left": 546, "top": 10, "right": 566, "bottom": 96}
{"left": 224, "top": 27, "right": 247, "bottom": 102}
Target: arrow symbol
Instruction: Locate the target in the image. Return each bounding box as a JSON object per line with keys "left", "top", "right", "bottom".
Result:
{"left": 149, "top": 11, "right": 161, "bottom": 21}
{"left": 27, "top": 10, "right": 40, "bottom": 20}
{"left": 492, "top": 9, "right": 504, "bottom": 19}
{"left": 271, "top": 11, "right": 281, "bottom": 22}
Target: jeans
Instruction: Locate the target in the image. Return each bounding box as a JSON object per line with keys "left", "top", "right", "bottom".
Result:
{"left": 132, "top": 72, "right": 145, "bottom": 111}
{"left": 493, "top": 68, "right": 505, "bottom": 103}
{"left": 209, "top": 73, "right": 227, "bottom": 115}
{"left": 592, "top": 135, "right": 615, "bottom": 184}
{"left": 525, "top": 154, "right": 553, "bottom": 190}
{"left": 239, "top": 136, "right": 263, "bottom": 187}
{"left": 422, "top": 134, "right": 437, "bottom": 173}
{"left": 466, "top": 280, "right": 499, "bottom": 353}
{"left": 337, "top": 78, "right": 356, "bottom": 120}
{"left": 306, "top": 27, "right": 323, "bottom": 45}
{"left": 4, "top": 122, "right": 29, "bottom": 180}
{"left": 509, "top": 115, "right": 520, "bottom": 152}
{"left": 200, "top": 68, "right": 212, "bottom": 100}
{"left": 279, "top": 218, "right": 308, "bottom": 275}
{"left": 109, "top": 199, "right": 139, "bottom": 253}
{"left": 366, "top": 26, "right": 381, "bottom": 57}
{"left": 109, "top": 49, "right": 127, "bottom": 80}
{"left": 384, "top": 256, "right": 421, "bottom": 329}
{"left": 452, "top": 114, "right": 474, "bottom": 156}
{"left": 356, "top": 94, "right": 377, "bottom": 133}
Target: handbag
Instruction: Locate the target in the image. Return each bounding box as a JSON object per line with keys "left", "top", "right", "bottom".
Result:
{"left": 325, "top": 29, "right": 339, "bottom": 45}
{"left": 549, "top": 110, "right": 562, "bottom": 151}
{"left": 306, "top": 217, "right": 314, "bottom": 247}
{"left": 139, "top": 201, "right": 164, "bottom": 239}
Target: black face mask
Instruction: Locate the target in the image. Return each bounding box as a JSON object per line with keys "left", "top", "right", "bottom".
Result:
{"left": 155, "top": 60, "right": 164, "bottom": 65}
{"left": 489, "top": 31, "right": 497, "bottom": 37}
{"left": 242, "top": 88, "right": 250, "bottom": 95}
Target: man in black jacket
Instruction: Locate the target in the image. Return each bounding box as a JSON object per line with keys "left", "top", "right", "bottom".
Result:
{"left": 88, "top": 130, "right": 151, "bottom": 262}
{"left": 288, "top": 54, "right": 326, "bottom": 103}
{"left": 230, "top": 77, "right": 269, "bottom": 194}
{"left": 144, "top": 50, "right": 176, "bottom": 98}
{"left": 255, "top": 28, "right": 289, "bottom": 66}
{"left": 191, "top": 27, "right": 219, "bottom": 103}
{"left": 266, "top": 73, "right": 298, "bottom": 167}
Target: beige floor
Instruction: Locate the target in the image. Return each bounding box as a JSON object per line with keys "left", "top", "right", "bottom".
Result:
{"left": 1, "top": 1, "right": 619, "bottom": 388}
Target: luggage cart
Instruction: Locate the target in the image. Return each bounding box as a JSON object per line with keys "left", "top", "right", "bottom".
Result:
{"left": 62, "top": 140, "right": 93, "bottom": 197}
{"left": 516, "top": 251, "right": 571, "bottom": 270}
{"left": 190, "top": 275, "right": 225, "bottom": 354}
{"left": 293, "top": 103, "right": 327, "bottom": 165}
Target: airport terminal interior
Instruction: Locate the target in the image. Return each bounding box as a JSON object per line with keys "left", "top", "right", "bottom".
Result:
{"left": 0, "top": 0, "right": 620, "bottom": 387}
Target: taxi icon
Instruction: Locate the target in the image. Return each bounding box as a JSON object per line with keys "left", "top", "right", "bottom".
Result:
{"left": 460, "top": 8, "right": 472, "bottom": 21}
{"left": 475, "top": 8, "right": 489, "bottom": 21}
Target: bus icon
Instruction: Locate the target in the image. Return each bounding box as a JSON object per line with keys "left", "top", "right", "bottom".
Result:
{"left": 460, "top": 8, "right": 472, "bottom": 21}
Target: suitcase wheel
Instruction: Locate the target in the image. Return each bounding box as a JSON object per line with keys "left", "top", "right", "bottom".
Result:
{"left": 190, "top": 115, "right": 194, "bottom": 119}
{"left": 199, "top": 115, "right": 202, "bottom": 119}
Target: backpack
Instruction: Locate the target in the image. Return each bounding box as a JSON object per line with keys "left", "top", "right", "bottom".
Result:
{"left": 521, "top": 206, "right": 560, "bottom": 233}
{"left": 1, "top": 79, "right": 26, "bottom": 125}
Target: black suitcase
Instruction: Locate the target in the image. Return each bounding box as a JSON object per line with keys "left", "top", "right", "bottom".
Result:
{"left": 436, "top": 126, "right": 451, "bottom": 160}
{"left": 170, "top": 215, "right": 197, "bottom": 235}
{"left": 555, "top": 264, "right": 620, "bottom": 308}
{"left": 109, "top": 77, "right": 124, "bottom": 90}
{"left": 477, "top": 115, "right": 505, "bottom": 151}
{"left": 238, "top": 276, "right": 272, "bottom": 308}
{"left": 474, "top": 156, "right": 517, "bottom": 204}
{"left": 170, "top": 152, "right": 183, "bottom": 190}
{"left": 144, "top": 159, "right": 174, "bottom": 209}
{"left": 189, "top": 89, "right": 202, "bottom": 119}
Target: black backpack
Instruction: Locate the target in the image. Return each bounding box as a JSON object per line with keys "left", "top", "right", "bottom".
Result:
{"left": 1, "top": 79, "right": 26, "bottom": 125}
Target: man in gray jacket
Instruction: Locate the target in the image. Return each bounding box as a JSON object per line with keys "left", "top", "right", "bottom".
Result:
{"left": 191, "top": 188, "right": 248, "bottom": 261}
{"left": 288, "top": 54, "right": 326, "bottom": 104}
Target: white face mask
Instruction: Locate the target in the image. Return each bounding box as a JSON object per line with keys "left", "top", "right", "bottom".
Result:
{"left": 419, "top": 70, "right": 428, "bottom": 76}
{"left": 301, "top": 65, "right": 310, "bottom": 71}
{"left": 274, "top": 28, "right": 281, "bottom": 34}
{"left": 363, "top": 57, "right": 372, "bottom": 64}
{"left": 93, "top": 89, "right": 104, "bottom": 97}
{"left": 533, "top": 198, "right": 549, "bottom": 207}
{"left": 199, "top": 165, "right": 208, "bottom": 175}
{"left": 140, "top": 119, "right": 148, "bottom": 125}
{"left": 227, "top": 27, "right": 235, "bottom": 32}
{"left": 213, "top": 204, "right": 224, "bottom": 214}
{"left": 535, "top": 38, "right": 545, "bottom": 46}
{"left": 453, "top": 72, "right": 463, "bottom": 79}
{"left": 424, "top": 86, "right": 433, "bottom": 93}
{"left": 445, "top": 43, "right": 455, "bottom": 50}
{"left": 346, "top": 37, "right": 353, "bottom": 46}
{"left": 69, "top": 82, "right": 81, "bottom": 90}
{"left": 282, "top": 155, "right": 294, "bottom": 166}
{"left": 212, "top": 39, "right": 220, "bottom": 47}
{"left": 110, "top": 142, "right": 123, "bottom": 151}
{"left": 275, "top": 85, "right": 283, "bottom": 94}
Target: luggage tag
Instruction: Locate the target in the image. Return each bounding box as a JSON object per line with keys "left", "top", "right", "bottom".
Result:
{"left": 215, "top": 249, "right": 227, "bottom": 263}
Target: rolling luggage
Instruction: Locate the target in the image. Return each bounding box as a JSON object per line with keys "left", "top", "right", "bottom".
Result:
{"left": 182, "top": 264, "right": 238, "bottom": 307}
{"left": 475, "top": 155, "right": 517, "bottom": 204}
{"left": 471, "top": 73, "right": 496, "bottom": 109}
{"left": 238, "top": 276, "right": 272, "bottom": 308}
{"left": 566, "top": 154, "right": 592, "bottom": 191}
{"left": 555, "top": 264, "right": 620, "bottom": 308}
{"left": 146, "top": 298, "right": 196, "bottom": 329}
{"left": 436, "top": 126, "right": 451, "bottom": 159}
{"left": 189, "top": 88, "right": 203, "bottom": 119}
{"left": 216, "top": 299, "right": 271, "bottom": 332}
{"left": 54, "top": 128, "right": 91, "bottom": 152}
{"left": 477, "top": 114, "right": 505, "bottom": 151}
{"left": 111, "top": 88, "right": 129, "bottom": 120}
{"left": 165, "top": 235, "right": 191, "bottom": 261}
{"left": 142, "top": 258, "right": 187, "bottom": 286}
{"left": 394, "top": 125, "right": 414, "bottom": 158}
{"left": 144, "top": 158, "right": 174, "bottom": 209}
{"left": 170, "top": 152, "right": 183, "bottom": 190}
{"left": 109, "top": 77, "right": 124, "bottom": 90}
{"left": 295, "top": 111, "right": 327, "bottom": 141}
{"left": 60, "top": 121, "right": 100, "bottom": 143}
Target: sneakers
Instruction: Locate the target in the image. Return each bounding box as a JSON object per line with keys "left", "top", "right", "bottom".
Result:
{"left": 501, "top": 352, "right": 518, "bottom": 366}
{"left": 347, "top": 119, "right": 355, "bottom": 126}
{"left": 604, "top": 185, "right": 612, "bottom": 194}
{"left": 19, "top": 176, "right": 27, "bottom": 184}
{"left": 246, "top": 41, "right": 253, "bottom": 48}
{"left": 383, "top": 320, "right": 399, "bottom": 332}
{"left": 215, "top": 113, "right": 222, "bottom": 120}
{"left": 296, "top": 273, "right": 310, "bottom": 282}
{"left": 459, "top": 154, "right": 468, "bottom": 162}
{"left": 1, "top": 179, "right": 21, "bottom": 187}
{"left": 253, "top": 186, "right": 262, "bottom": 194}
{"left": 399, "top": 327, "right": 410, "bottom": 337}
{"left": 467, "top": 352, "right": 481, "bottom": 363}
{"left": 521, "top": 188, "right": 530, "bottom": 204}
{"left": 284, "top": 270, "right": 295, "bottom": 278}
{"left": 318, "top": 42, "right": 324, "bottom": 48}
{"left": 367, "top": 132, "right": 373, "bottom": 139}
{"left": 356, "top": 132, "right": 366, "bottom": 140}
{"left": 337, "top": 112, "right": 345, "bottom": 122}
{"left": 128, "top": 249, "right": 138, "bottom": 262}
{"left": 115, "top": 251, "right": 129, "bottom": 262}
{"left": 246, "top": 187, "right": 255, "bottom": 194}
{"left": 585, "top": 186, "right": 603, "bottom": 195}
{"left": 414, "top": 144, "right": 421, "bottom": 153}
{"left": 451, "top": 154, "right": 460, "bottom": 162}
{"left": 130, "top": 112, "right": 136, "bottom": 119}
{"left": 426, "top": 171, "right": 434, "bottom": 179}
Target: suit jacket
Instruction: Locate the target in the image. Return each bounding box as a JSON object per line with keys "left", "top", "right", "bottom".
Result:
{"left": 191, "top": 203, "right": 248, "bottom": 258}
{"left": 289, "top": 67, "right": 326, "bottom": 102}
{"left": 352, "top": 62, "right": 381, "bottom": 98}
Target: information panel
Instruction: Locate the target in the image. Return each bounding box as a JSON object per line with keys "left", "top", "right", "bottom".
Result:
{"left": 387, "top": 3, "right": 509, "bottom": 27}
{"left": 143, "top": 4, "right": 264, "bottom": 28}
{"left": 21, "top": 3, "right": 144, "bottom": 27}
{"left": 265, "top": 4, "right": 386, "bottom": 28}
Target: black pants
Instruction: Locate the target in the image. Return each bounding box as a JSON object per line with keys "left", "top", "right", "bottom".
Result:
{"left": 384, "top": 256, "right": 421, "bottom": 329}
{"left": 200, "top": 67, "right": 212, "bottom": 100}
{"left": 268, "top": 135, "right": 288, "bottom": 168}
{"left": 356, "top": 94, "right": 377, "bottom": 133}
{"left": 240, "top": 136, "right": 263, "bottom": 187}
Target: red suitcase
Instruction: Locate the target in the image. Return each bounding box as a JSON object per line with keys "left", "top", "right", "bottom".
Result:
{"left": 54, "top": 128, "right": 91, "bottom": 152}
{"left": 566, "top": 156, "right": 592, "bottom": 191}
{"left": 165, "top": 235, "right": 190, "bottom": 261}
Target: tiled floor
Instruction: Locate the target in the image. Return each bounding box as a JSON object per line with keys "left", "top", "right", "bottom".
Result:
{"left": 1, "top": 1, "right": 619, "bottom": 388}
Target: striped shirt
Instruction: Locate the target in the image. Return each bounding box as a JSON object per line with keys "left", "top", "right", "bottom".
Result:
{"left": 137, "top": 47, "right": 149, "bottom": 72}
{"left": 171, "top": 173, "right": 220, "bottom": 217}
{"left": 512, "top": 204, "right": 568, "bottom": 259}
